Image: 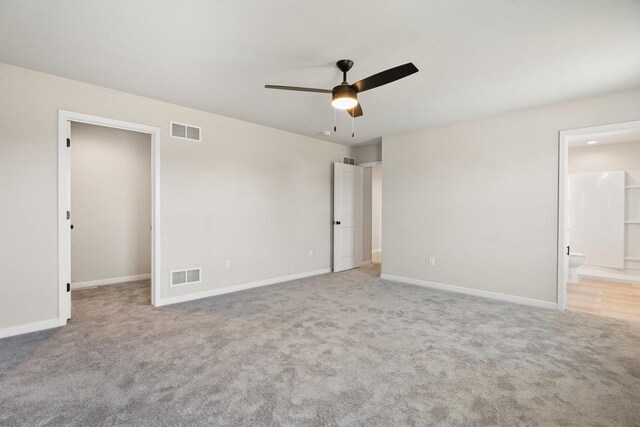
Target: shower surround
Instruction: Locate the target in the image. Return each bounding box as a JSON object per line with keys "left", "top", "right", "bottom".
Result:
{"left": 568, "top": 170, "right": 640, "bottom": 284}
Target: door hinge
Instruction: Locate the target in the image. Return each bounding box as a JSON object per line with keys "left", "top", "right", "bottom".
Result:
{"left": 66, "top": 138, "right": 70, "bottom": 147}
{"left": 67, "top": 283, "right": 71, "bottom": 292}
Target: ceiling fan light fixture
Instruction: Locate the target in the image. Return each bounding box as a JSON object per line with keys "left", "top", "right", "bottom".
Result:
{"left": 265, "top": 59, "right": 418, "bottom": 121}
{"left": 331, "top": 84, "right": 358, "bottom": 110}
{"left": 332, "top": 97, "right": 358, "bottom": 110}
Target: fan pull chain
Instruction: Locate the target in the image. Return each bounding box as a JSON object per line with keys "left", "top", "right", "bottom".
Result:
{"left": 351, "top": 114, "right": 355, "bottom": 138}
{"left": 334, "top": 108, "right": 337, "bottom": 132}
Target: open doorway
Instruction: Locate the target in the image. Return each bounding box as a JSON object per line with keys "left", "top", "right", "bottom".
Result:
{"left": 57, "top": 111, "right": 161, "bottom": 325}
{"left": 558, "top": 120, "right": 640, "bottom": 322}
{"left": 70, "top": 122, "right": 151, "bottom": 293}
{"left": 362, "top": 163, "right": 382, "bottom": 276}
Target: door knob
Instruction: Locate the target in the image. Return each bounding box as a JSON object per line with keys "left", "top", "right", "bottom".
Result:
{"left": 334, "top": 220, "right": 341, "bottom": 225}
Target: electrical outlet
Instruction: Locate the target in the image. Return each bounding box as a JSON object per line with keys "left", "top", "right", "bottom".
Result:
{"left": 224, "top": 259, "right": 231, "bottom": 270}
{"left": 428, "top": 257, "right": 436, "bottom": 266}
{"left": 308, "top": 249, "right": 314, "bottom": 258}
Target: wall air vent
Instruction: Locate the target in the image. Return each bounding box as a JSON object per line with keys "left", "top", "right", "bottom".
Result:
{"left": 342, "top": 156, "right": 355, "bottom": 165}
{"left": 171, "top": 122, "right": 201, "bottom": 141}
{"left": 171, "top": 268, "right": 201, "bottom": 287}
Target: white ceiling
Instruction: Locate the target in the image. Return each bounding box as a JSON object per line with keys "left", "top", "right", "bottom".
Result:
{"left": 1, "top": 0, "right": 639, "bottom": 146}
{"left": 567, "top": 126, "right": 640, "bottom": 148}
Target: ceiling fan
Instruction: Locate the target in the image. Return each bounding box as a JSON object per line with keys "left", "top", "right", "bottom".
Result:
{"left": 265, "top": 59, "right": 419, "bottom": 121}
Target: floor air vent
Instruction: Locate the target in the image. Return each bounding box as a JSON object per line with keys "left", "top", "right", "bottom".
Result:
{"left": 171, "top": 122, "right": 201, "bottom": 141}
{"left": 171, "top": 268, "right": 201, "bottom": 287}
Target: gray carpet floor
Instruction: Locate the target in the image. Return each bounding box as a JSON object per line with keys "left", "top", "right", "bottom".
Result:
{"left": 1, "top": 267, "right": 640, "bottom": 426}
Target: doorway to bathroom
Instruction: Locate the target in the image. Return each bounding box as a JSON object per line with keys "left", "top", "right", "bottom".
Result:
{"left": 558, "top": 120, "right": 640, "bottom": 322}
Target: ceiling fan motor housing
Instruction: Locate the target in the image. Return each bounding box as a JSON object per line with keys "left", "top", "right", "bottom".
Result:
{"left": 332, "top": 83, "right": 357, "bottom": 107}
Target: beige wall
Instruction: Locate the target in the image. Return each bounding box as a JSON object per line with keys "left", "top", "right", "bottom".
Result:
{"left": 569, "top": 140, "right": 640, "bottom": 174}
{"left": 0, "top": 63, "right": 352, "bottom": 330}
{"left": 71, "top": 123, "right": 151, "bottom": 283}
{"left": 382, "top": 89, "right": 640, "bottom": 304}
{"left": 354, "top": 143, "right": 382, "bottom": 164}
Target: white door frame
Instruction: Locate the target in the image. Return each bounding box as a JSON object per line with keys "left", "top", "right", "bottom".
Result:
{"left": 556, "top": 119, "right": 640, "bottom": 310}
{"left": 57, "top": 110, "right": 162, "bottom": 325}
{"left": 358, "top": 161, "right": 382, "bottom": 167}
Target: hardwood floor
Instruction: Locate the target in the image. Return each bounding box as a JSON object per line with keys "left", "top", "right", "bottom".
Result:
{"left": 568, "top": 278, "right": 640, "bottom": 323}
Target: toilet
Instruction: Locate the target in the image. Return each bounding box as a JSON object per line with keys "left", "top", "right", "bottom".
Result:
{"left": 568, "top": 253, "right": 586, "bottom": 282}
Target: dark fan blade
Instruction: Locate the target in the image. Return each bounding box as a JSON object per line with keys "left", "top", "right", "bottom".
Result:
{"left": 265, "top": 85, "right": 331, "bottom": 94}
{"left": 347, "top": 103, "right": 363, "bottom": 118}
{"left": 351, "top": 63, "right": 419, "bottom": 93}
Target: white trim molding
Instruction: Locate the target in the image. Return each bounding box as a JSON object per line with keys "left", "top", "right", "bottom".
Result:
{"left": 58, "top": 110, "right": 162, "bottom": 327}
{"left": 71, "top": 274, "right": 151, "bottom": 290}
{"left": 358, "top": 161, "right": 382, "bottom": 167}
{"left": 157, "top": 268, "right": 331, "bottom": 307}
{"left": 0, "top": 318, "right": 60, "bottom": 340}
{"left": 381, "top": 274, "right": 557, "bottom": 310}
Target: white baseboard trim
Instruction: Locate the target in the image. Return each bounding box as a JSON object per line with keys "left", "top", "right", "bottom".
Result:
{"left": 157, "top": 268, "right": 331, "bottom": 307}
{"left": 72, "top": 273, "right": 151, "bottom": 290}
{"left": 0, "top": 318, "right": 60, "bottom": 340}
{"left": 380, "top": 274, "right": 557, "bottom": 310}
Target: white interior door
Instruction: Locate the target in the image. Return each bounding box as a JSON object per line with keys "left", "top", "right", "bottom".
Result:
{"left": 333, "top": 162, "right": 363, "bottom": 272}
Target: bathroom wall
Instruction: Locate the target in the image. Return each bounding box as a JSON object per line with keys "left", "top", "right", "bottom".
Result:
{"left": 569, "top": 140, "right": 640, "bottom": 174}
{"left": 569, "top": 140, "right": 640, "bottom": 278}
